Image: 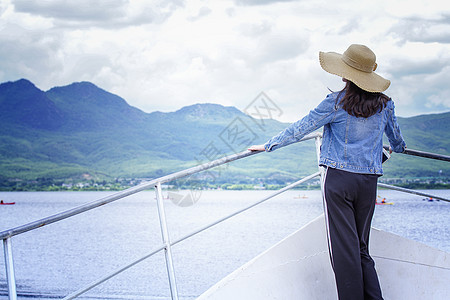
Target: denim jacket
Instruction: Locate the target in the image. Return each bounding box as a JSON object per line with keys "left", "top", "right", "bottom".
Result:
{"left": 264, "top": 92, "right": 406, "bottom": 175}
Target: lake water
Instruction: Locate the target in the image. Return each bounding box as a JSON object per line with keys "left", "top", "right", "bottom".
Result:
{"left": 0, "top": 189, "right": 449, "bottom": 299}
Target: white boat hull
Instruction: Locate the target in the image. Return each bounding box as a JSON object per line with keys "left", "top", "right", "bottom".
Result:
{"left": 198, "top": 215, "right": 450, "bottom": 300}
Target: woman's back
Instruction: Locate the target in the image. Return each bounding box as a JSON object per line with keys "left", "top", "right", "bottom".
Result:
{"left": 319, "top": 92, "right": 387, "bottom": 174}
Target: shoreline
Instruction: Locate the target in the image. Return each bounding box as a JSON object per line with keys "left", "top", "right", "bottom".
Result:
{"left": 1, "top": 182, "right": 449, "bottom": 192}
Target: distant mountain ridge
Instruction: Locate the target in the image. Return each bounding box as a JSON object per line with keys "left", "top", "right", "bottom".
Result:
{"left": 0, "top": 79, "right": 64, "bottom": 130}
{"left": 0, "top": 78, "right": 449, "bottom": 184}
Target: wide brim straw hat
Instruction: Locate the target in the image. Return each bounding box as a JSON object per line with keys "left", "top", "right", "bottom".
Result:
{"left": 319, "top": 44, "right": 390, "bottom": 93}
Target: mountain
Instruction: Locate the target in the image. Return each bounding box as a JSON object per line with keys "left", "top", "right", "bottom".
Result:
{"left": 0, "top": 79, "right": 289, "bottom": 182}
{"left": 46, "top": 81, "right": 148, "bottom": 132}
{"left": 0, "top": 79, "right": 64, "bottom": 130}
{"left": 382, "top": 112, "right": 450, "bottom": 178}
{"left": 0, "top": 79, "right": 448, "bottom": 187}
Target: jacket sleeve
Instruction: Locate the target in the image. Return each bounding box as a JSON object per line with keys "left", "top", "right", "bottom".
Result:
{"left": 264, "top": 94, "right": 338, "bottom": 152}
{"left": 384, "top": 100, "right": 406, "bottom": 153}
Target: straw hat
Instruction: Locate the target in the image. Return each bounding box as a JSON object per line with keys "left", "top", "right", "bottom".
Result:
{"left": 319, "top": 44, "right": 390, "bottom": 92}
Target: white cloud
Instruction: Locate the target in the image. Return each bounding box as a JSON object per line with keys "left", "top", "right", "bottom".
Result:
{"left": 0, "top": 0, "right": 449, "bottom": 122}
{"left": 386, "top": 0, "right": 450, "bottom": 20}
{"left": 13, "top": 0, "right": 128, "bottom": 22}
{"left": 234, "top": 0, "right": 297, "bottom": 6}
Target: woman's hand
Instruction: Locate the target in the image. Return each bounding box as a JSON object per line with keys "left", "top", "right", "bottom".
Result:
{"left": 389, "top": 145, "right": 407, "bottom": 154}
{"left": 248, "top": 144, "right": 266, "bottom": 152}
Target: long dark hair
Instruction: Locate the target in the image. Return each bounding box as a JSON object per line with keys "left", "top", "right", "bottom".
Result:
{"left": 338, "top": 80, "right": 390, "bottom": 118}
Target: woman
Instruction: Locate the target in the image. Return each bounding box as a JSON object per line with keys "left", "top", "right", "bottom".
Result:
{"left": 249, "top": 44, "right": 406, "bottom": 300}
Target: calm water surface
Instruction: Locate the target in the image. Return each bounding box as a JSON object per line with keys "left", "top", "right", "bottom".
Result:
{"left": 0, "top": 189, "right": 449, "bottom": 299}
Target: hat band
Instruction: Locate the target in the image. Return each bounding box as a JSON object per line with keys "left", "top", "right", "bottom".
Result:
{"left": 342, "top": 55, "right": 374, "bottom": 73}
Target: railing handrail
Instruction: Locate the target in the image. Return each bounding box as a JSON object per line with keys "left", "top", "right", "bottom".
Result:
{"left": 2, "top": 135, "right": 449, "bottom": 240}
{"left": 0, "top": 132, "right": 321, "bottom": 240}
{"left": 377, "top": 183, "right": 450, "bottom": 202}
{"left": 383, "top": 145, "right": 450, "bottom": 162}
{"left": 0, "top": 149, "right": 256, "bottom": 240}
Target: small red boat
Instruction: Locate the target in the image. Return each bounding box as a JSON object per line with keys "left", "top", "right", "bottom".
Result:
{"left": 0, "top": 201, "right": 15, "bottom": 205}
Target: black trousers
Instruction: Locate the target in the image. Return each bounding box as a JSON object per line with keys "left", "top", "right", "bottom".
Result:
{"left": 323, "top": 167, "right": 383, "bottom": 300}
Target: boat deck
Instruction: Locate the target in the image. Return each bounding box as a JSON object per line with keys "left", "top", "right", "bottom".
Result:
{"left": 198, "top": 215, "right": 450, "bottom": 300}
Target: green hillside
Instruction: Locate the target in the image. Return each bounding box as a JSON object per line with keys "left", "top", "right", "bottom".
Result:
{"left": 0, "top": 79, "right": 448, "bottom": 190}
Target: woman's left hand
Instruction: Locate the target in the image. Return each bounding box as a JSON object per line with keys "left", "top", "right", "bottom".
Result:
{"left": 248, "top": 144, "right": 265, "bottom": 152}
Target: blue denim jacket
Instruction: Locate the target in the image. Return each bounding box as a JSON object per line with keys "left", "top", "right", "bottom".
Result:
{"left": 264, "top": 92, "right": 406, "bottom": 175}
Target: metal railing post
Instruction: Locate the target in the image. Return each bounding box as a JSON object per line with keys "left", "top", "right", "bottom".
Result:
{"left": 155, "top": 182, "right": 179, "bottom": 300}
{"left": 3, "top": 237, "right": 18, "bottom": 300}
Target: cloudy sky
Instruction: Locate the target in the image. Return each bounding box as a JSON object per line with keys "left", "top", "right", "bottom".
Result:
{"left": 1, "top": 0, "right": 450, "bottom": 122}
